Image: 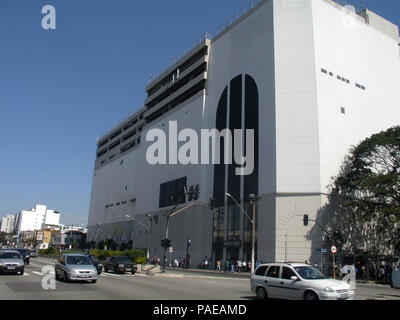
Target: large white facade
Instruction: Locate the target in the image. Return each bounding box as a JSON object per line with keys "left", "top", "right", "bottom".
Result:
{"left": 15, "top": 204, "right": 61, "bottom": 234}
{"left": 87, "top": 0, "right": 400, "bottom": 266}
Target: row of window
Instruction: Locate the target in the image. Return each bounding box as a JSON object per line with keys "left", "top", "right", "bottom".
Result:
{"left": 105, "top": 200, "right": 128, "bottom": 209}
{"left": 321, "top": 68, "right": 366, "bottom": 91}
{"left": 97, "top": 137, "right": 141, "bottom": 167}
{"left": 97, "top": 112, "right": 145, "bottom": 150}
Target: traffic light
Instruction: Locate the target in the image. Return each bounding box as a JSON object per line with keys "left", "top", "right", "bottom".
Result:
{"left": 193, "top": 184, "right": 200, "bottom": 200}
{"left": 160, "top": 238, "right": 172, "bottom": 249}
{"left": 209, "top": 198, "right": 216, "bottom": 211}
{"left": 303, "top": 214, "right": 309, "bottom": 226}
{"left": 188, "top": 186, "right": 194, "bottom": 201}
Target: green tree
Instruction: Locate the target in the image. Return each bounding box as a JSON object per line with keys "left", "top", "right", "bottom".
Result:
{"left": 96, "top": 240, "right": 105, "bottom": 250}
{"left": 327, "top": 126, "right": 400, "bottom": 268}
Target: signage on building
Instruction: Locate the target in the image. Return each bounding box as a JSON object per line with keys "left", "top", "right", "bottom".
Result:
{"left": 223, "top": 240, "right": 242, "bottom": 248}
{"left": 36, "top": 232, "right": 44, "bottom": 241}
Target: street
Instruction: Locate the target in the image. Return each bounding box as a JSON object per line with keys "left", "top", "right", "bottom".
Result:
{"left": 0, "top": 258, "right": 399, "bottom": 300}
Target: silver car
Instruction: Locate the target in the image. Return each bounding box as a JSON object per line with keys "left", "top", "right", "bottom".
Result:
{"left": 54, "top": 253, "right": 98, "bottom": 283}
{"left": 0, "top": 250, "right": 25, "bottom": 275}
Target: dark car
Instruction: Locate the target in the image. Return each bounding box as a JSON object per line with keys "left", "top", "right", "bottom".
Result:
{"left": 84, "top": 254, "right": 102, "bottom": 274}
{"left": 103, "top": 256, "right": 137, "bottom": 274}
{"left": 15, "top": 249, "right": 30, "bottom": 265}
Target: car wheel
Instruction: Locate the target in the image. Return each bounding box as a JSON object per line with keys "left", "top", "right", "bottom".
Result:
{"left": 256, "top": 287, "right": 268, "bottom": 301}
{"left": 19, "top": 269, "right": 24, "bottom": 276}
{"left": 91, "top": 279, "right": 97, "bottom": 283}
{"left": 114, "top": 267, "right": 119, "bottom": 274}
{"left": 64, "top": 272, "right": 69, "bottom": 283}
{"left": 105, "top": 266, "right": 109, "bottom": 273}
{"left": 131, "top": 270, "right": 136, "bottom": 275}
{"left": 304, "top": 291, "right": 319, "bottom": 301}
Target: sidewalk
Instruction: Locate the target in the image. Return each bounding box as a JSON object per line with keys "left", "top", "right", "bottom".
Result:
{"left": 164, "top": 266, "right": 251, "bottom": 278}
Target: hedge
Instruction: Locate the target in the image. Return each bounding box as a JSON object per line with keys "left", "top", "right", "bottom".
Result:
{"left": 38, "top": 247, "right": 147, "bottom": 264}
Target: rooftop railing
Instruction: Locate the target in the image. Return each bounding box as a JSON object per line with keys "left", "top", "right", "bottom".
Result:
{"left": 147, "top": 0, "right": 266, "bottom": 84}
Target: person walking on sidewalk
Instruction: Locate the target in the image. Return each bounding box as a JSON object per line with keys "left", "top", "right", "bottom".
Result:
{"left": 225, "top": 260, "right": 230, "bottom": 273}
{"left": 216, "top": 260, "right": 221, "bottom": 271}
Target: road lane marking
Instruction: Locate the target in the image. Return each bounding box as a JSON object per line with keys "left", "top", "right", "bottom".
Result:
{"left": 32, "top": 271, "right": 44, "bottom": 276}
{"left": 100, "top": 273, "right": 123, "bottom": 277}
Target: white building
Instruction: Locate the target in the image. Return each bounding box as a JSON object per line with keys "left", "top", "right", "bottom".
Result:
{"left": 87, "top": 0, "right": 400, "bottom": 266}
{"left": 14, "top": 204, "right": 61, "bottom": 234}
{"left": 0, "top": 214, "right": 16, "bottom": 234}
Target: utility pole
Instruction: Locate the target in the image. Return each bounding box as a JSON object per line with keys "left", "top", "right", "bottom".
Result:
{"left": 226, "top": 193, "right": 260, "bottom": 274}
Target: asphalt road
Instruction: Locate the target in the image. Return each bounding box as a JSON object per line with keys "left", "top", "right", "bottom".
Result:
{"left": 0, "top": 258, "right": 399, "bottom": 300}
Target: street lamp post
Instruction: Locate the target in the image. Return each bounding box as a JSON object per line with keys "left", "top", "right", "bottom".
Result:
{"left": 226, "top": 193, "right": 258, "bottom": 274}
{"left": 126, "top": 214, "right": 152, "bottom": 260}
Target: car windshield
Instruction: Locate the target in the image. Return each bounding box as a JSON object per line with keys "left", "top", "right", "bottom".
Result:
{"left": 0, "top": 252, "right": 21, "bottom": 259}
{"left": 66, "top": 256, "right": 92, "bottom": 265}
{"left": 113, "top": 257, "right": 133, "bottom": 263}
{"left": 294, "top": 266, "right": 327, "bottom": 280}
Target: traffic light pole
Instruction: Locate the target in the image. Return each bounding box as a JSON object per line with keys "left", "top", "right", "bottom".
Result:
{"left": 162, "top": 200, "right": 209, "bottom": 272}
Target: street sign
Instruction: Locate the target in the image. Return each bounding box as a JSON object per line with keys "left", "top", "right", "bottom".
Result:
{"left": 331, "top": 246, "right": 337, "bottom": 254}
{"left": 169, "top": 247, "right": 173, "bottom": 253}
{"left": 321, "top": 248, "right": 327, "bottom": 253}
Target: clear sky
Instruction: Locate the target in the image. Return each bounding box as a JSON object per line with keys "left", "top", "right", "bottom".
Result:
{"left": 0, "top": 0, "right": 399, "bottom": 226}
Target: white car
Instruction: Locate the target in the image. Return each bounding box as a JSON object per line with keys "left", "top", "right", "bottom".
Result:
{"left": 251, "top": 262, "right": 354, "bottom": 300}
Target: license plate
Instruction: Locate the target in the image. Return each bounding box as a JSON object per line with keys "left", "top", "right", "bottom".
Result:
{"left": 7, "top": 266, "right": 15, "bottom": 270}
{"left": 125, "top": 268, "right": 131, "bottom": 271}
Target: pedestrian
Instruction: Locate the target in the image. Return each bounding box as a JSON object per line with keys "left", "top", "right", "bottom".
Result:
{"left": 385, "top": 264, "right": 392, "bottom": 284}
{"left": 362, "top": 265, "right": 367, "bottom": 280}
{"left": 225, "top": 260, "right": 229, "bottom": 273}
{"left": 216, "top": 260, "right": 221, "bottom": 271}
{"left": 248, "top": 261, "right": 252, "bottom": 272}
{"left": 242, "top": 260, "right": 247, "bottom": 272}
{"left": 379, "top": 265, "right": 386, "bottom": 283}
{"left": 231, "top": 260, "right": 235, "bottom": 273}
{"left": 237, "top": 259, "right": 242, "bottom": 272}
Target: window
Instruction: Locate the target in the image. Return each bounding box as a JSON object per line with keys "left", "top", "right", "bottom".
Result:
{"left": 329, "top": 72, "right": 333, "bottom": 76}
{"left": 159, "top": 177, "right": 187, "bottom": 208}
{"left": 266, "top": 266, "right": 280, "bottom": 278}
{"left": 154, "top": 215, "right": 158, "bottom": 224}
{"left": 282, "top": 267, "right": 297, "bottom": 280}
{"left": 337, "top": 75, "right": 341, "bottom": 80}
{"left": 321, "top": 68, "right": 327, "bottom": 74}
{"left": 341, "top": 107, "right": 346, "bottom": 114}
{"left": 255, "top": 266, "right": 268, "bottom": 276}
{"left": 346, "top": 79, "right": 350, "bottom": 84}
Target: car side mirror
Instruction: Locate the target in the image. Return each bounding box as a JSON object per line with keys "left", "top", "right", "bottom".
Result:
{"left": 291, "top": 276, "right": 299, "bottom": 281}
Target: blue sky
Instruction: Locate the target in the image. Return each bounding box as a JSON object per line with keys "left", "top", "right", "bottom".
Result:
{"left": 0, "top": 0, "right": 399, "bottom": 226}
